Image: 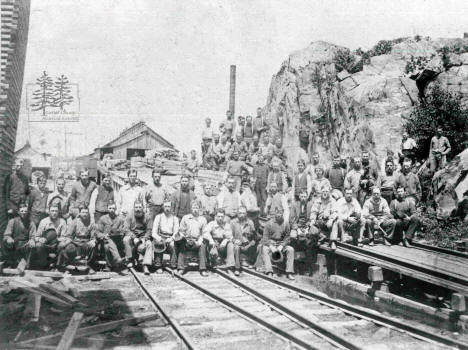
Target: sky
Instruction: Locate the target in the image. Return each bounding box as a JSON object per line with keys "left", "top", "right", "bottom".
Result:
{"left": 16, "top": 0, "right": 468, "bottom": 156}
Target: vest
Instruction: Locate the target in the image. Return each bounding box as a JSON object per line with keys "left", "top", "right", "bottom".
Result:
{"left": 294, "top": 173, "right": 308, "bottom": 196}
{"left": 95, "top": 185, "right": 114, "bottom": 213}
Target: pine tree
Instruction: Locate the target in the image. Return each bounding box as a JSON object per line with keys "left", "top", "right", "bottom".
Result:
{"left": 53, "top": 75, "right": 74, "bottom": 111}
{"left": 30, "top": 71, "right": 54, "bottom": 116}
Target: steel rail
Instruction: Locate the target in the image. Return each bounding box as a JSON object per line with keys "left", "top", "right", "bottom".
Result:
{"left": 411, "top": 242, "right": 468, "bottom": 259}
{"left": 163, "top": 267, "right": 321, "bottom": 350}
{"left": 129, "top": 268, "right": 198, "bottom": 350}
{"left": 335, "top": 242, "right": 468, "bottom": 288}
{"left": 215, "top": 269, "right": 360, "bottom": 350}
{"left": 242, "top": 267, "right": 468, "bottom": 350}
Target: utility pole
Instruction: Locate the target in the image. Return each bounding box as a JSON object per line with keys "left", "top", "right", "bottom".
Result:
{"left": 229, "top": 65, "right": 236, "bottom": 116}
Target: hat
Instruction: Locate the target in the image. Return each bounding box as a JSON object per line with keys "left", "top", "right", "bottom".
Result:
{"left": 43, "top": 228, "right": 58, "bottom": 244}
{"left": 154, "top": 240, "right": 167, "bottom": 253}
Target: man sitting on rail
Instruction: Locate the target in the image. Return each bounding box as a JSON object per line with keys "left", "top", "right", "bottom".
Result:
{"left": 2, "top": 202, "right": 36, "bottom": 268}
{"left": 310, "top": 185, "right": 338, "bottom": 250}
{"left": 261, "top": 209, "right": 295, "bottom": 280}
{"left": 177, "top": 201, "right": 209, "bottom": 276}
{"left": 289, "top": 190, "right": 315, "bottom": 271}
{"left": 231, "top": 206, "right": 258, "bottom": 270}
{"left": 95, "top": 200, "right": 126, "bottom": 272}
{"left": 389, "top": 187, "right": 421, "bottom": 247}
{"left": 152, "top": 201, "right": 180, "bottom": 274}
{"left": 34, "top": 204, "right": 68, "bottom": 269}
{"left": 360, "top": 187, "right": 396, "bottom": 246}
{"left": 58, "top": 205, "right": 98, "bottom": 274}
{"left": 335, "top": 188, "right": 362, "bottom": 246}
{"left": 203, "top": 209, "right": 238, "bottom": 274}
{"left": 122, "top": 201, "right": 153, "bottom": 274}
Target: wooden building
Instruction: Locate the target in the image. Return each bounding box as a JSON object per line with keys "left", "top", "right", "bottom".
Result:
{"left": 0, "top": 0, "right": 31, "bottom": 233}
{"left": 14, "top": 142, "right": 53, "bottom": 179}
{"left": 95, "top": 121, "right": 176, "bottom": 160}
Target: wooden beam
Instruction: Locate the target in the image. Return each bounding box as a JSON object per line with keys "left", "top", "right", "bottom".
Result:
{"left": 61, "top": 278, "right": 80, "bottom": 298}
{"left": 55, "top": 312, "right": 84, "bottom": 350}
{"left": 18, "top": 313, "right": 159, "bottom": 345}
{"left": 24, "top": 270, "right": 65, "bottom": 278}
{"left": 32, "top": 294, "right": 41, "bottom": 322}
{"left": 38, "top": 283, "right": 80, "bottom": 305}
{"left": 9, "top": 280, "right": 72, "bottom": 308}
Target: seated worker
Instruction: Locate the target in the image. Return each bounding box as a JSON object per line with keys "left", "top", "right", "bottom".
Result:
{"left": 390, "top": 187, "right": 421, "bottom": 247}
{"left": 289, "top": 190, "right": 315, "bottom": 269}
{"left": 310, "top": 186, "right": 338, "bottom": 250}
{"left": 95, "top": 200, "right": 126, "bottom": 272}
{"left": 261, "top": 209, "right": 295, "bottom": 280}
{"left": 152, "top": 201, "right": 180, "bottom": 273}
{"left": 34, "top": 204, "right": 68, "bottom": 269}
{"left": 216, "top": 177, "right": 241, "bottom": 221}
{"left": 203, "top": 209, "right": 238, "bottom": 274}
{"left": 30, "top": 176, "right": 49, "bottom": 227}
{"left": 293, "top": 159, "right": 311, "bottom": 201}
{"left": 399, "top": 161, "right": 422, "bottom": 205}
{"left": 231, "top": 206, "right": 258, "bottom": 269}
{"left": 57, "top": 205, "right": 98, "bottom": 274}
{"left": 122, "top": 201, "right": 153, "bottom": 274}
{"left": 264, "top": 182, "right": 289, "bottom": 221}
{"left": 310, "top": 167, "right": 331, "bottom": 202}
{"left": 2, "top": 202, "right": 36, "bottom": 268}
{"left": 177, "top": 201, "right": 208, "bottom": 276}
{"left": 335, "top": 188, "right": 362, "bottom": 246}
{"left": 361, "top": 187, "right": 396, "bottom": 246}
{"left": 380, "top": 160, "right": 404, "bottom": 205}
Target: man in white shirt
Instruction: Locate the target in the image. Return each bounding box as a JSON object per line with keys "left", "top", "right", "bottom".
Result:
{"left": 117, "top": 169, "right": 144, "bottom": 217}
{"left": 152, "top": 201, "right": 179, "bottom": 273}
{"left": 335, "top": 188, "right": 362, "bottom": 246}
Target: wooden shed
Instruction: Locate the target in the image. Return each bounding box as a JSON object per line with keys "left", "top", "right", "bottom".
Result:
{"left": 95, "top": 121, "right": 176, "bottom": 160}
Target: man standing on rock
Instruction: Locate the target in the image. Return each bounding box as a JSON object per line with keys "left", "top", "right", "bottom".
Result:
{"left": 429, "top": 127, "right": 451, "bottom": 172}
{"left": 399, "top": 161, "right": 422, "bottom": 205}
{"left": 293, "top": 159, "right": 311, "bottom": 201}
{"left": 224, "top": 110, "right": 236, "bottom": 141}
{"left": 253, "top": 154, "right": 269, "bottom": 214}
{"left": 225, "top": 150, "right": 248, "bottom": 192}
{"left": 253, "top": 107, "right": 266, "bottom": 139}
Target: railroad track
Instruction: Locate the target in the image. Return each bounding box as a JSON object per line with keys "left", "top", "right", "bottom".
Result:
{"left": 411, "top": 241, "right": 468, "bottom": 259}
{"left": 326, "top": 242, "right": 468, "bottom": 296}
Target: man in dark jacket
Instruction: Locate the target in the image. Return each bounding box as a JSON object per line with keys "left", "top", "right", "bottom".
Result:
{"left": 3, "top": 159, "right": 30, "bottom": 219}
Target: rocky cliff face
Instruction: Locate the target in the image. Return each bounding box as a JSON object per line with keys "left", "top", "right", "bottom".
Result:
{"left": 263, "top": 37, "right": 468, "bottom": 167}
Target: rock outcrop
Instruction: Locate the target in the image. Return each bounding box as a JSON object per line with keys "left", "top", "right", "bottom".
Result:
{"left": 263, "top": 37, "right": 468, "bottom": 167}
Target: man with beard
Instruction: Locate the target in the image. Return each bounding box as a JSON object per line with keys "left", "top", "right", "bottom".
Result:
{"left": 34, "top": 204, "right": 68, "bottom": 269}
{"left": 96, "top": 201, "right": 126, "bottom": 271}
{"left": 2, "top": 202, "right": 36, "bottom": 267}
{"left": 172, "top": 175, "right": 197, "bottom": 221}
{"left": 335, "top": 188, "right": 362, "bottom": 246}
{"left": 399, "top": 161, "right": 422, "bottom": 205}
{"left": 152, "top": 201, "right": 179, "bottom": 273}
{"left": 144, "top": 169, "right": 169, "bottom": 222}
{"left": 290, "top": 190, "right": 315, "bottom": 270}
{"left": 310, "top": 186, "right": 338, "bottom": 250}
{"left": 326, "top": 155, "right": 346, "bottom": 199}
{"left": 58, "top": 205, "right": 98, "bottom": 274}
{"left": 380, "top": 161, "right": 404, "bottom": 205}
{"left": 3, "top": 158, "right": 30, "bottom": 219}
{"left": 204, "top": 209, "right": 237, "bottom": 273}
{"left": 69, "top": 168, "right": 97, "bottom": 221}
{"left": 265, "top": 182, "right": 289, "bottom": 221}
{"left": 122, "top": 201, "right": 153, "bottom": 274}
{"left": 177, "top": 201, "right": 208, "bottom": 275}
{"left": 29, "top": 176, "right": 49, "bottom": 227}
{"left": 267, "top": 158, "right": 287, "bottom": 194}
{"left": 261, "top": 209, "right": 295, "bottom": 280}
{"left": 89, "top": 174, "right": 115, "bottom": 223}
{"left": 216, "top": 177, "right": 241, "bottom": 221}
{"left": 231, "top": 206, "right": 258, "bottom": 270}
{"left": 390, "top": 187, "right": 421, "bottom": 247}
{"left": 293, "top": 159, "right": 311, "bottom": 202}
{"left": 253, "top": 154, "right": 269, "bottom": 213}
{"left": 47, "top": 178, "right": 69, "bottom": 219}
{"left": 344, "top": 157, "right": 364, "bottom": 197}
{"left": 361, "top": 187, "right": 396, "bottom": 246}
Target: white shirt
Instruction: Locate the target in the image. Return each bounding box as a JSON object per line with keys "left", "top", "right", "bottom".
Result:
{"left": 402, "top": 138, "right": 417, "bottom": 150}
{"left": 117, "top": 184, "right": 144, "bottom": 215}
{"left": 152, "top": 213, "right": 179, "bottom": 239}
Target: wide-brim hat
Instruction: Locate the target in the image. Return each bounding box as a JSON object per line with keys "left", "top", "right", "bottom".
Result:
{"left": 43, "top": 228, "right": 58, "bottom": 244}
{"left": 154, "top": 241, "right": 167, "bottom": 253}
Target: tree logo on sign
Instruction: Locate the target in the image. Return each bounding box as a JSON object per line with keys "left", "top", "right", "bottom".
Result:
{"left": 30, "top": 71, "right": 75, "bottom": 115}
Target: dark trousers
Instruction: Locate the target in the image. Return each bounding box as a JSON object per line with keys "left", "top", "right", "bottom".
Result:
{"left": 176, "top": 239, "right": 207, "bottom": 270}
{"left": 394, "top": 215, "right": 421, "bottom": 242}
{"left": 236, "top": 242, "right": 257, "bottom": 266}
{"left": 97, "top": 237, "right": 123, "bottom": 267}
{"left": 29, "top": 242, "right": 57, "bottom": 269}
{"left": 262, "top": 243, "right": 294, "bottom": 274}
{"left": 255, "top": 183, "right": 268, "bottom": 213}
{"left": 154, "top": 241, "right": 177, "bottom": 268}
{"left": 2, "top": 239, "right": 32, "bottom": 267}
{"left": 122, "top": 236, "right": 153, "bottom": 266}
{"left": 209, "top": 240, "right": 236, "bottom": 268}
{"left": 381, "top": 189, "right": 394, "bottom": 207}
{"left": 57, "top": 240, "right": 96, "bottom": 266}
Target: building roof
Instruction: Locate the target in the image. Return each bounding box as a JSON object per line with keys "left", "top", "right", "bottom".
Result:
{"left": 15, "top": 142, "right": 52, "bottom": 168}
{"left": 99, "top": 121, "right": 175, "bottom": 150}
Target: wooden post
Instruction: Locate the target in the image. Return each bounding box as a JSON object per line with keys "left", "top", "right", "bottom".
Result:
{"left": 229, "top": 65, "right": 236, "bottom": 116}
{"left": 56, "top": 312, "right": 84, "bottom": 350}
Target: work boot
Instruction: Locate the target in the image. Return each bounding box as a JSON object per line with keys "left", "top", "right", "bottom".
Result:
{"left": 383, "top": 238, "right": 391, "bottom": 246}
{"left": 234, "top": 269, "right": 240, "bottom": 276}
{"left": 155, "top": 268, "right": 163, "bottom": 274}
{"left": 177, "top": 269, "right": 185, "bottom": 275}
{"left": 368, "top": 240, "right": 374, "bottom": 247}
{"left": 287, "top": 273, "right": 295, "bottom": 280}
{"left": 143, "top": 265, "right": 150, "bottom": 275}
{"left": 266, "top": 272, "right": 273, "bottom": 277}
{"left": 200, "top": 270, "right": 208, "bottom": 277}
{"left": 126, "top": 261, "right": 133, "bottom": 269}
{"left": 88, "top": 267, "right": 96, "bottom": 275}
{"left": 403, "top": 238, "right": 412, "bottom": 248}
{"left": 330, "top": 241, "right": 337, "bottom": 251}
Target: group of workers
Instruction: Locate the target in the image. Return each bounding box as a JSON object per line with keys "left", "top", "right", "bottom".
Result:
{"left": 1, "top": 108, "right": 452, "bottom": 277}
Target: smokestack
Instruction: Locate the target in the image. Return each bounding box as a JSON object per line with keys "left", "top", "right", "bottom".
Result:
{"left": 229, "top": 65, "right": 236, "bottom": 116}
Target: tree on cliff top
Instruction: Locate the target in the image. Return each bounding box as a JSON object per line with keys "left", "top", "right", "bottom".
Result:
{"left": 403, "top": 84, "right": 468, "bottom": 161}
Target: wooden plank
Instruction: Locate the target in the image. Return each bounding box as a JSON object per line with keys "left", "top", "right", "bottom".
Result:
{"left": 24, "top": 270, "right": 65, "bottom": 278}
{"left": 38, "top": 283, "right": 80, "bottom": 304}
{"left": 61, "top": 278, "right": 80, "bottom": 298}
{"left": 9, "top": 280, "right": 72, "bottom": 308}
{"left": 55, "top": 312, "right": 84, "bottom": 350}
{"left": 18, "top": 313, "right": 159, "bottom": 345}
{"left": 32, "top": 294, "right": 41, "bottom": 322}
